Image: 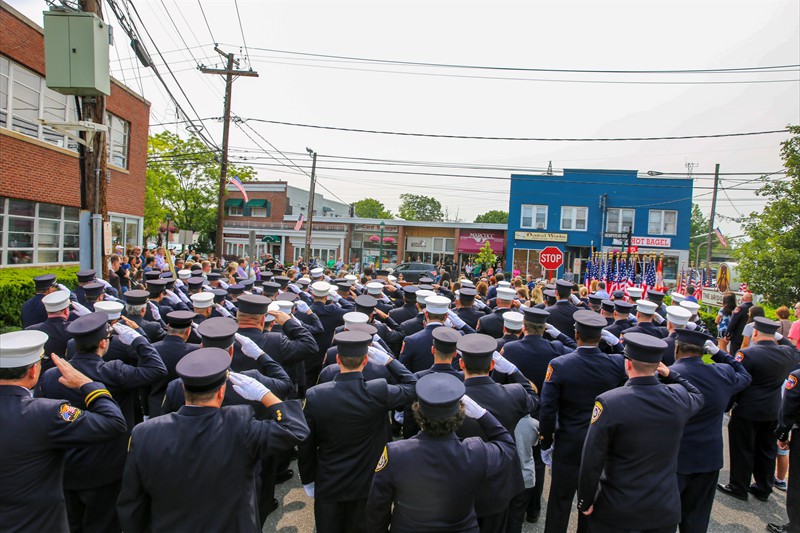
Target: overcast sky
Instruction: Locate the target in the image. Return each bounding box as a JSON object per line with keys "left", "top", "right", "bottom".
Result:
{"left": 13, "top": 0, "right": 800, "bottom": 234}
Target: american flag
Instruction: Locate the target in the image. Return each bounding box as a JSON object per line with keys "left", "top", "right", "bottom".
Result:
{"left": 293, "top": 213, "right": 305, "bottom": 231}
{"left": 739, "top": 282, "right": 749, "bottom": 292}
{"left": 715, "top": 227, "right": 729, "bottom": 248}
{"left": 626, "top": 257, "right": 635, "bottom": 290}
{"left": 645, "top": 260, "right": 657, "bottom": 294}
{"left": 228, "top": 176, "right": 249, "bottom": 203}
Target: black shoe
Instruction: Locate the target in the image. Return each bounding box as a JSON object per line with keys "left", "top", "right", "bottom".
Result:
{"left": 748, "top": 484, "right": 771, "bottom": 502}
{"left": 717, "top": 483, "right": 748, "bottom": 501}
{"left": 525, "top": 511, "right": 540, "bottom": 523}
{"left": 767, "top": 523, "right": 788, "bottom": 533}
{"left": 276, "top": 469, "right": 294, "bottom": 484}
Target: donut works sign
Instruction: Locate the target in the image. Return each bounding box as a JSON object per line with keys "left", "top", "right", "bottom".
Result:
{"left": 458, "top": 230, "right": 505, "bottom": 253}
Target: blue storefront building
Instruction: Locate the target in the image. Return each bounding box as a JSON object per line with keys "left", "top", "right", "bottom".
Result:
{"left": 506, "top": 169, "right": 693, "bottom": 282}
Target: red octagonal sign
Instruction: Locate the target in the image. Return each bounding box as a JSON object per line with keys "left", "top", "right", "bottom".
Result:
{"left": 539, "top": 246, "right": 564, "bottom": 270}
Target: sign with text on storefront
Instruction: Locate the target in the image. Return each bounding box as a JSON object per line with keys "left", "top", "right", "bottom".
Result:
{"left": 611, "top": 236, "right": 672, "bottom": 248}
{"left": 405, "top": 238, "right": 432, "bottom": 252}
{"left": 458, "top": 230, "right": 505, "bottom": 253}
{"left": 514, "top": 231, "right": 568, "bottom": 243}
{"left": 354, "top": 224, "right": 399, "bottom": 233}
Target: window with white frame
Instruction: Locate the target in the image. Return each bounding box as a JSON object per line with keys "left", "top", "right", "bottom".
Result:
{"left": 648, "top": 210, "right": 677, "bottom": 235}
{"left": 250, "top": 207, "right": 267, "bottom": 217}
{"left": 606, "top": 208, "right": 635, "bottom": 233}
{"left": 1, "top": 57, "right": 79, "bottom": 150}
{"left": 227, "top": 206, "right": 243, "bottom": 216}
{"left": 106, "top": 113, "right": 129, "bottom": 168}
{"left": 433, "top": 237, "right": 455, "bottom": 253}
{"left": 561, "top": 206, "right": 588, "bottom": 231}
{"left": 521, "top": 204, "right": 548, "bottom": 229}
{"left": 0, "top": 197, "right": 81, "bottom": 265}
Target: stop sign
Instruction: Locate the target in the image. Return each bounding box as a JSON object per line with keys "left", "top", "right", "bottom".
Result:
{"left": 539, "top": 246, "right": 564, "bottom": 270}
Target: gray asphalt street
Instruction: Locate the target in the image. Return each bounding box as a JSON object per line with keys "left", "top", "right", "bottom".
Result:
{"left": 265, "top": 416, "right": 788, "bottom": 532}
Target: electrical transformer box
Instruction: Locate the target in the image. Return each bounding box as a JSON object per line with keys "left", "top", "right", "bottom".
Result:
{"left": 43, "top": 10, "right": 110, "bottom": 96}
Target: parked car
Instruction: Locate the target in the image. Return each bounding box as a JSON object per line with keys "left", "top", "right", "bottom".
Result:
{"left": 393, "top": 262, "right": 437, "bottom": 283}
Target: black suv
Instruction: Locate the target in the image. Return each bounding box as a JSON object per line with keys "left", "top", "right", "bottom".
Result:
{"left": 393, "top": 262, "right": 437, "bottom": 283}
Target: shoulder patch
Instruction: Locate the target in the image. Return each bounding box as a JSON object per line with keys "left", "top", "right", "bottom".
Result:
{"left": 375, "top": 445, "right": 388, "bottom": 472}
{"left": 735, "top": 351, "right": 744, "bottom": 363}
{"left": 545, "top": 364, "right": 554, "bottom": 382}
{"left": 787, "top": 375, "right": 798, "bottom": 390}
{"left": 590, "top": 401, "right": 603, "bottom": 424}
{"left": 400, "top": 341, "right": 406, "bottom": 353}
{"left": 59, "top": 403, "right": 82, "bottom": 423}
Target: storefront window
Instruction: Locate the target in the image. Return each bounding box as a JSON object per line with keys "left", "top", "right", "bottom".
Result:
{"left": 513, "top": 248, "right": 543, "bottom": 278}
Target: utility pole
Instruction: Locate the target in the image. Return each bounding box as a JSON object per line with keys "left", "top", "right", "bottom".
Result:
{"left": 200, "top": 47, "right": 258, "bottom": 257}
{"left": 304, "top": 149, "right": 318, "bottom": 265}
{"left": 706, "top": 163, "right": 720, "bottom": 283}
{"left": 81, "top": 0, "right": 108, "bottom": 277}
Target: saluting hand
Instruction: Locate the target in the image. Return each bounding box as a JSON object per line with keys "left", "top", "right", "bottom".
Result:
{"left": 119, "top": 316, "right": 140, "bottom": 329}
{"left": 268, "top": 310, "right": 292, "bottom": 325}
{"left": 656, "top": 362, "right": 670, "bottom": 378}
{"left": 52, "top": 354, "right": 92, "bottom": 389}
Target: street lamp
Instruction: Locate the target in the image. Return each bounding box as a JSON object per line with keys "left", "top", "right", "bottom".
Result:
{"left": 378, "top": 221, "right": 385, "bottom": 266}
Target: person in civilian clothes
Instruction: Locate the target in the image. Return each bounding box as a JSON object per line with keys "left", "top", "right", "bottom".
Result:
{"left": 366, "top": 373, "right": 516, "bottom": 533}
{"left": 544, "top": 280, "right": 582, "bottom": 339}
{"left": 21, "top": 274, "right": 59, "bottom": 328}
{"left": 457, "top": 333, "right": 539, "bottom": 533}
{"left": 117, "top": 349, "right": 309, "bottom": 532}
{"left": 577, "top": 333, "right": 704, "bottom": 533}
{"left": 26, "top": 290, "right": 73, "bottom": 371}
{"left": 537, "top": 311, "right": 627, "bottom": 533}
{"left": 37, "top": 313, "right": 166, "bottom": 532}
{"left": 770, "top": 367, "right": 800, "bottom": 533}
{"left": 477, "top": 286, "right": 517, "bottom": 339}
{"left": 298, "top": 331, "right": 417, "bottom": 533}
{"left": 727, "top": 292, "right": 755, "bottom": 354}
{"left": 718, "top": 317, "right": 800, "bottom": 502}
{"left": 0, "top": 331, "right": 127, "bottom": 533}
{"left": 671, "top": 329, "right": 752, "bottom": 533}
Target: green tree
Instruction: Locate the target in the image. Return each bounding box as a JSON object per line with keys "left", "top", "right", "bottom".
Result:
{"left": 689, "top": 203, "right": 710, "bottom": 264}
{"left": 474, "top": 210, "right": 509, "bottom": 224}
{"left": 397, "top": 194, "right": 444, "bottom": 221}
{"left": 353, "top": 198, "right": 393, "bottom": 219}
{"left": 474, "top": 241, "right": 496, "bottom": 268}
{"left": 733, "top": 125, "right": 800, "bottom": 305}
{"left": 146, "top": 132, "right": 255, "bottom": 248}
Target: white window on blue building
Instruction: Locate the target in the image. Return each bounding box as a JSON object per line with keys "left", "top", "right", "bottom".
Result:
{"left": 606, "top": 208, "right": 635, "bottom": 233}
{"left": 648, "top": 210, "right": 677, "bottom": 235}
{"left": 561, "top": 206, "right": 588, "bottom": 231}
{"left": 521, "top": 205, "right": 548, "bottom": 229}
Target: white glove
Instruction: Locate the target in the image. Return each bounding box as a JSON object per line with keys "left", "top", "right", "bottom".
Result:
{"left": 235, "top": 333, "right": 263, "bottom": 360}
{"left": 57, "top": 283, "right": 70, "bottom": 292}
{"left": 96, "top": 278, "right": 111, "bottom": 289}
{"left": 601, "top": 329, "right": 620, "bottom": 346}
{"left": 174, "top": 279, "right": 185, "bottom": 289}
{"left": 331, "top": 292, "right": 341, "bottom": 303}
{"left": 628, "top": 313, "right": 638, "bottom": 323}
{"left": 541, "top": 447, "right": 554, "bottom": 467}
{"left": 545, "top": 323, "right": 561, "bottom": 338}
{"left": 461, "top": 394, "right": 487, "bottom": 419}
{"left": 224, "top": 300, "right": 237, "bottom": 311}
{"left": 163, "top": 290, "right": 179, "bottom": 304}
{"left": 367, "top": 345, "right": 391, "bottom": 366}
{"left": 148, "top": 301, "right": 161, "bottom": 321}
{"left": 215, "top": 304, "right": 232, "bottom": 318}
{"left": 704, "top": 339, "right": 720, "bottom": 355}
{"left": 202, "top": 285, "right": 214, "bottom": 292}
{"left": 177, "top": 290, "right": 191, "bottom": 305}
{"left": 287, "top": 284, "right": 301, "bottom": 294}
{"left": 380, "top": 293, "right": 392, "bottom": 304}
{"left": 652, "top": 313, "right": 666, "bottom": 325}
{"left": 447, "top": 309, "right": 466, "bottom": 329}
{"left": 252, "top": 287, "right": 264, "bottom": 295}
{"left": 686, "top": 322, "right": 698, "bottom": 331}
{"left": 473, "top": 299, "right": 487, "bottom": 310}
{"left": 113, "top": 323, "right": 142, "bottom": 345}
{"left": 303, "top": 483, "right": 315, "bottom": 498}
{"left": 393, "top": 411, "right": 404, "bottom": 424}
{"left": 569, "top": 294, "right": 581, "bottom": 305}
{"left": 492, "top": 351, "right": 518, "bottom": 374}
{"left": 70, "top": 301, "right": 91, "bottom": 317}
{"left": 218, "top": 280, "right": 229, "bottom": 290}
{"left": 776, "top": 333, "right": 784, "bottom": 341}
{"left": 104, "top": 294, "right": 119, "bottom": 302}
{"left": 228, "top": 372, "right": 270, "bottom": 402}
{"left": 296, "top": 300, "right": 310, "bottom": 314}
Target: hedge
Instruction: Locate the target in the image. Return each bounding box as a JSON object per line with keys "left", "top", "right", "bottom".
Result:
{"left": 0, "top": 266, "right": 79, "bottom": 330}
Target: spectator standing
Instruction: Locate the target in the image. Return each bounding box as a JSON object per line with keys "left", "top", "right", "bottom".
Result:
{"left": 740, "top": 306, "right": 766, "bottom": 349}
{"left": 776, "top": 306, "right": 794, "bottom": 337}
{"left": 789, "top": 303, "right": 800, "bottom": 348}
{"left": 727, "top": 293, "right": 754, "bottom": 354}
{"left": 716, "top": 293, "right": 737, "bottom": 352}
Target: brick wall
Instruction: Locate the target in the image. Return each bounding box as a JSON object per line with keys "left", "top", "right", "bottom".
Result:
{"left": 0, "top": 2, "right": 149, "bottom": 217}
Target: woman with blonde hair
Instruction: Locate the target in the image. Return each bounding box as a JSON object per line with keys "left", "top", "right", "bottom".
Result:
{"left": 529, "top": 286, "right": 544, "bottom": 305}
{"left": 225, "top": 262, "right": 238, "bottom": 284}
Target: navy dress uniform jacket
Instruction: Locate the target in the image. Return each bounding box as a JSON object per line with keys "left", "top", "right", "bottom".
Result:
{"left": 456, "top": 306, "right": 487, "bottom": 330}
{"left": 117, "top": 401, "right": 309, "bottom": 533}
{"left": 367, "top": 411, "right": 516, "bottom": 533}
{"left": 399, "top": 323, "right": 449, "bottom": 373}
{"left": 731, "top": 340, "right": 800, "bottom": 421}
{"left": 298, "top": 359, "right": 417, "bottom": 502}
{"left": 495, "top": 333, "right": 521, "bottom": 351}
{"left": 310, "top": 300, "right": 351, "bottom": 358}
{"left": 399, "top": 313, "right": 425, "bottom": 336}
{"left": 26, "top": 317, "right": 72, "bottom": 370}
{"left": 0, "top": 383, "right": 126, "bottom": 533}
{"left": 777, "top": 368, "right": 800, "bottom": 440}
{"left": 499, "top": 333, "right": 576, "bottom": 395}
{"left": 538, "top": 346, "right": 626, "bottom": 462}
{"left": 604, "top": 318, "right": 635, "bottom": 338}
{"left": 661, "top": 332, "right": 678, "bottom": 365}
{"left": 670, "top": 351, "right": 752, "bottom": 473}
{"left": 621, "top": 321, "right": 668, "bottom": 339}
{"left": 37, "top": 338, "right": 167, "bottom": 490}
{"left": 476, "top": 308, "right": 512, "bottom": 339}
{"left": 21, "top": 293, "right": 48, "bottom": 328}
{"left": 147, "top": 336, "right": 200, "bottom": 417}
{"left": 544, "top": 300, "right": 581, "bottom": 339}
{"left": 577, "top": 373, "right": 704, "bottom": 530}
{"left": 317, "top": 361, "right": 396, "bottom": 384}
{"left": 389, "top": 303, "right": 418, "bottom": 325}
{"left": 125, "top": 313, "right": 166, "bottom": 344}
{"left": 402, "top": 363, "right": 464, "bottom": 439}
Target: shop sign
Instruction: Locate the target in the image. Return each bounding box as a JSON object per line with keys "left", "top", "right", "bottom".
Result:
{"left": 611, "top": 236, "right": 672, "bottom": 248}
{"left": 514, "top": 231, "right": 568, "bottom": 243}
{"left": 355, "top": 224, "right": 399, "bottom": 233}
{"left": 406, "top": 238, "right": 432, "bottom": 252}
{"left": 458, "top": 230, "right": 505, "bottom": 253}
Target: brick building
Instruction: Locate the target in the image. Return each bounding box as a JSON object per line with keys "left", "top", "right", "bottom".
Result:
{"left": 0, "top": 1, "right": 149, "bottom": 266}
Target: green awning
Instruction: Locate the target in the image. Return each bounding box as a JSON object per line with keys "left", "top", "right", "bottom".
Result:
{"left": 246, "top": 199, "right": 268, "bottom": 207}
{"left": 225, "top": 198, "right": 244, "bottom": 207}
{"left": 261, "top": 235, "right": 280, "bottom": 243}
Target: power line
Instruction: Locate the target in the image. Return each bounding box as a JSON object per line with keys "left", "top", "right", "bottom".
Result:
{"left": 232, "top": 0, "right": 251, "bottom": 67}
{"left": 197, "top": 0, "right": 217, "bottom": 44}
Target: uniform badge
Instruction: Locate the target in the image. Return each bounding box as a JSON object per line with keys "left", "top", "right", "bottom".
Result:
{"left": 735, "top": 352, "right": 745, "bottom": 363}
{"left": 787, "top": 376, "right": 798, "bottom": 390}
{"left": 590, "top": 401, "right": 603, "bottom": 424}
{"left": 545, "top": 365, "right": 553, "bottom": 382}
{"left": 375, "top": 446, "right": 388, "bottom": 472}
{"left": 59, "top": 403, "right": 82, "bottom": 423}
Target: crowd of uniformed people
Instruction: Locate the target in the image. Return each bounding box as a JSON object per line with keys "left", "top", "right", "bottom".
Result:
{"left": 2, "top": 259, "right": 800, "bottom": 533}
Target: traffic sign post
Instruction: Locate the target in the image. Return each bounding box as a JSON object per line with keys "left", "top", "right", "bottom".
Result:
{"left": 539, "top": 246, "right": 564, "bottom": 276}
